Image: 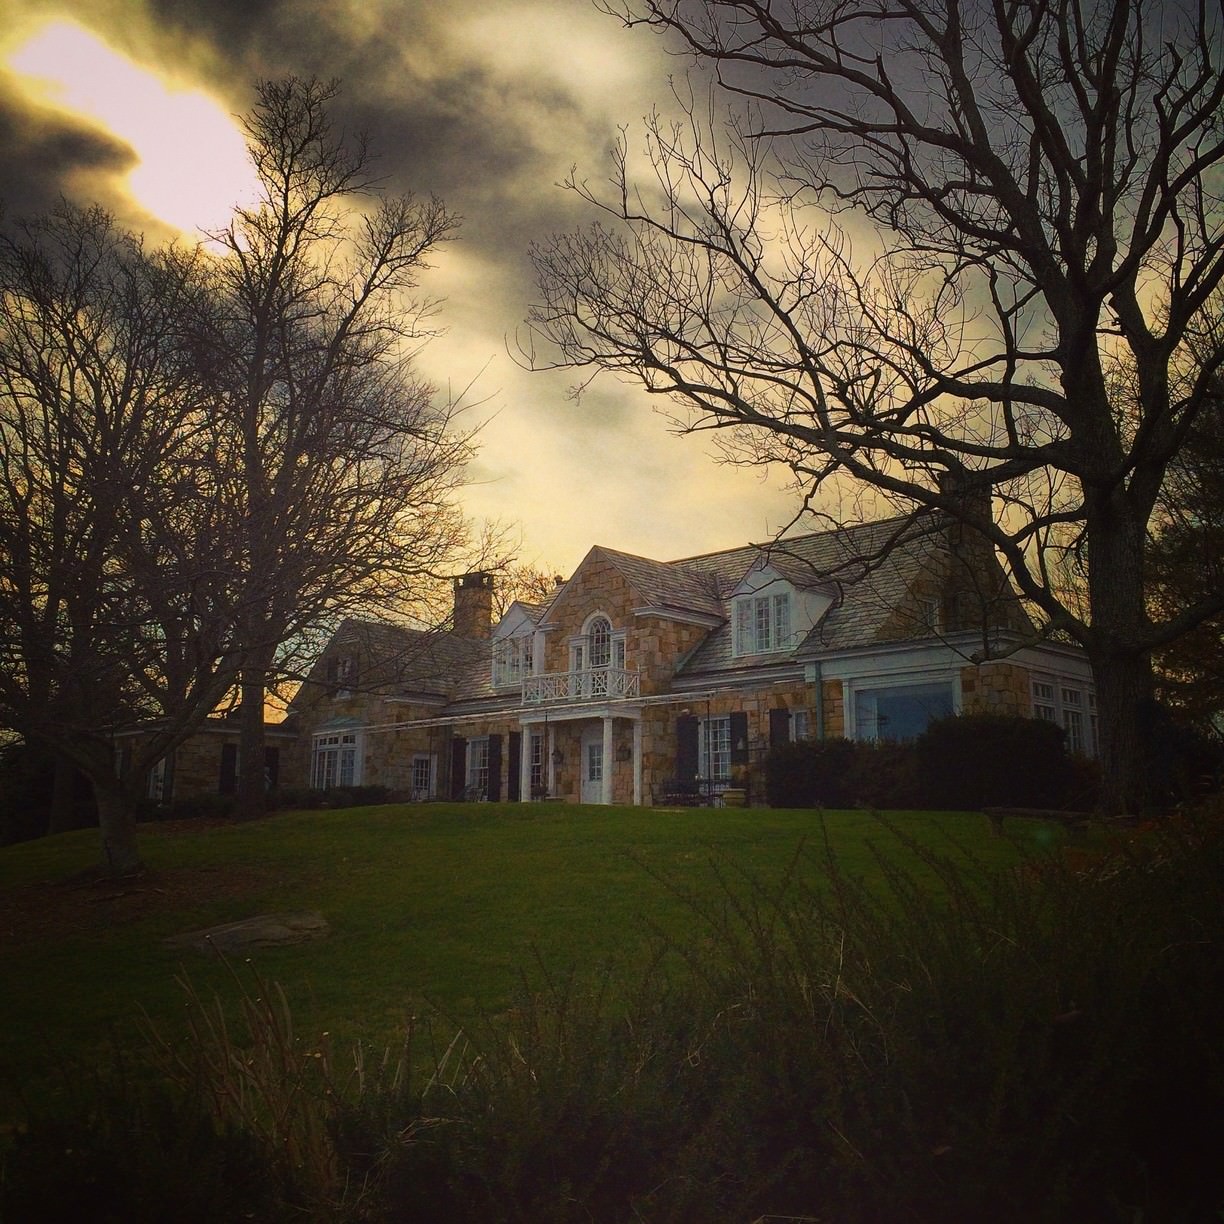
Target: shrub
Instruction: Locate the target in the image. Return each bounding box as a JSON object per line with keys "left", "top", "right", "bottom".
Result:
{"left": 916, "top": 712, "right": 1078, "bottom": 810}
{"left": 845, "top": 740, "right": 922, "bottom": 809}
{"left": 0, "top": 1080, "right": 292, "bottom": 1223}
{"left": 271, "top": 785, "right": 394, "bottom": 811}
{"left": 764, "top": 737, "right": 858, "bottom": 807}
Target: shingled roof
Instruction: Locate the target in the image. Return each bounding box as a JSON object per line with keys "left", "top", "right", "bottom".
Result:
{"left": 674, "top": 516, "right": 951, "bottom": 674}
{"left": 308, "top": 618, "right": 489, "bottom": 700}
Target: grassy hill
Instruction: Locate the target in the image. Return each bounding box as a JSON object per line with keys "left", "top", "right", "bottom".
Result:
{"left": 0, "top": 803, "right": 1042, "bottom": 1106}
{"left": 3, "top": 802, "right": 1220, "bottom": 1222}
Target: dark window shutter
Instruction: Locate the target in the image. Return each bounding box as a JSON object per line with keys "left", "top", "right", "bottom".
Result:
{"left": 487, "top": 735, "right": 503, "bottom": 802}
{"left": 325, "top": 657, "right": 339, "bottom": 693}
{"left": 769, "top": 707, "right": 792, "bottom": 748}
{"left": 219, "top": 743, "right": 238, "bottom": 795}
{"left": 730, "top": 711, "right": 750, "bottom": 766}
{"left": 507, "top": 731, "right": 522, "bottom": 801}
{"left": 450, "top": 737, "right": 467, "bottom": 798}
{"left": 118, "top": 745, "right": 133, "bottom": 779}
{"left": 676, "top": 716, "right": 699, "bottom": 783}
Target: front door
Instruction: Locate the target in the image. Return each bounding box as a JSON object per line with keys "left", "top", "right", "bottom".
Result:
{"left": 580, "top": 725, "right": 604, "bottom": 804}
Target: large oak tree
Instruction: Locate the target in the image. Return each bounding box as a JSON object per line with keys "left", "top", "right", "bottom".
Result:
{"left": 526, "top": 0, "right": 1224, "bottom": 810}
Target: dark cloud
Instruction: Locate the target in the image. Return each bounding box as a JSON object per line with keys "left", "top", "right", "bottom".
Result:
{"left": 1, "top": 0, "right": 797, "bottom": 565}
{"left": 0, "top": 82, "right": 135, "bottom": 221}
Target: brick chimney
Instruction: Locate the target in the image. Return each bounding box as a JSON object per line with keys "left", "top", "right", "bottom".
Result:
{"left": 453, "top": 571, "right": 494, "bottom": 639}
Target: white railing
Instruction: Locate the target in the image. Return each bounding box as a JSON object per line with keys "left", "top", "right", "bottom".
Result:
{"left": 522, "top": 667, "right": 640, "bottom": 704}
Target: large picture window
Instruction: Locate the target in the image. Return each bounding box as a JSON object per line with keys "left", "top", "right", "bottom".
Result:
{"left": 312, "top": 730, "right": 360, "bottom": 789}
{"left": 733, "top": 592, "right": 791, "bottom": 655}
{"left": 853, "top": 681, "right": 954, "bottom": 742}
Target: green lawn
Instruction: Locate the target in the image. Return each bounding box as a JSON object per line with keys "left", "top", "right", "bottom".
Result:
{"left": 0, "top": 802, "right": 1064, "bottom": 1120}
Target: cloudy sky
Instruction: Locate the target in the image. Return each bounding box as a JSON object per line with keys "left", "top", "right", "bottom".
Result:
{"left": 0, "top": 0, "right": 801, "bottom": 576}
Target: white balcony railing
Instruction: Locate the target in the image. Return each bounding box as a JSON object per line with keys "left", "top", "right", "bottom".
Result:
{"left": 522, "top": 667, "right": 640, "bottom": 705}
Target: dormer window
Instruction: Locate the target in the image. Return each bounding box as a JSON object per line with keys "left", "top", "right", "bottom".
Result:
{"left": 493, "top": 634, "right": 534, "bottom": 689}
{"left": 734, "top": 591, "right": 791, "bottom": 655}
{"left": 327, "top": 654, "right": 358, "bottom": 696}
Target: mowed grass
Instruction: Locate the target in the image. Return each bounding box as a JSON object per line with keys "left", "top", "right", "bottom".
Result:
{"left": 0, "top": 802, "right": 1065, "bottom": 1119}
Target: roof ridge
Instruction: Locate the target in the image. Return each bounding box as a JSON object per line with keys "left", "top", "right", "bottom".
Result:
{"left": 665, "top": 512, "right": 919, "bottom": 567}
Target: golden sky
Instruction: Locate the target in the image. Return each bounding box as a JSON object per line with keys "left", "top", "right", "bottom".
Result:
{"left": 0, "top": 0, "right": 800, "bottom": 575}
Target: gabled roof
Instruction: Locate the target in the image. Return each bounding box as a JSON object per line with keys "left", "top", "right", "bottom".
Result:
{"left": 594, "top": 545, "right": 725, "bottom": 620}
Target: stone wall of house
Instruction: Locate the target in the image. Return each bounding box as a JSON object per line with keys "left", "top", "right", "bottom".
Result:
{"left": 822, "top": 679, "right": 845, "bottom": 737}
{"left": 542, "top": 555, "right": 710, "bottom": 696}
{"left": 170, "top": 731, "right": 235, "bottom": 797}
{"left": 960, "top": 662, "right": 1032, "bottom": 717}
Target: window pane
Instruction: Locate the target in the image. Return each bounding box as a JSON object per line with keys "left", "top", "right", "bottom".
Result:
{"left": 590, "top": 617, "right": 612, "bottom": 667}
{"left": 855, "top": 682, "right": 954, "bottom": 742}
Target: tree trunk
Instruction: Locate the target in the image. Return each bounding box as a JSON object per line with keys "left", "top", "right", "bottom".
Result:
{"left": 1085, "top": 487, "right": 1154, "bottom": 815}
{"left": 1087, "top": 646, "right": 1155, "bottom": 816}
{"left": 235, "top": 643, "right": 275, "bottom": 821}
{"left": 93, "top": 779, "right": 142, "bottom": 876}
{"left": 47, "top": 752, "right": 91, "bottom": 835}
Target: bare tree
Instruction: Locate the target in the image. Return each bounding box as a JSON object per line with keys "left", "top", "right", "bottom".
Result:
{"left": 525, "top": 0, "right": 1224, "bottom": 810}
{"left": 0, "top": 205, "right": 241, "bottom": 871}
{"left": 202, "top": 78, "right": 481, "bottom": 818}
{"left": 491, "top": 562, "right": 565, "bottom": 621}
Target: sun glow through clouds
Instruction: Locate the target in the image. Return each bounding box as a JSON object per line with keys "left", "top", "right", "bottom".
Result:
{"left": 5, "top": 19, "right": 259, "bottom": 235}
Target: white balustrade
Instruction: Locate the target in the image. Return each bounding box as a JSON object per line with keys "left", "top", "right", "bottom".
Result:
{"left": 522, "top": 667, "right": 640, "bottom": 704}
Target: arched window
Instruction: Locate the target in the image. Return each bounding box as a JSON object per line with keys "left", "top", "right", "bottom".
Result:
{"left": 589, "top": 615, "right": 613, "bottom": 668}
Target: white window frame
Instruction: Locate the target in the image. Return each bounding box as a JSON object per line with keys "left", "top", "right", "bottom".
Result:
{"left": 791, "top": 709, "right": 811, "bottom": 741}
{"left": 698, "top": 716, "right": 732, "bottom": 782}
{"left": 147, "top": 757, "right": 169, "bottom": 802}
{"left": 467, "top": 736, "right": 490, "bottom": 796}
{"left": 312, "top": 730, "right": 361, "bottom": 790}
{"left": 530, "top": 732, "right": 545, "bottom": 796}
{"left": 493, "top": 634, "right": 534, "bottom": 689}
{"left": 410, "top": 753, "right": 434, "bottom": 799}
{"left": 733, "top": 592, "right": 791, "bottom": 656}
{"left": 1030, "top": 675, "right": 1096, "bottom": 756}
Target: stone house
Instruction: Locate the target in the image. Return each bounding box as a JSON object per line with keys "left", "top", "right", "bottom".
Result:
{"left": 286, "top": 513, "right": 1097, "bottom": 806}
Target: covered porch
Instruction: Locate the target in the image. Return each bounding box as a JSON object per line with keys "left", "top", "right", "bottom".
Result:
{"left": 518, "top": 701, "right": 643, "bottom": 806}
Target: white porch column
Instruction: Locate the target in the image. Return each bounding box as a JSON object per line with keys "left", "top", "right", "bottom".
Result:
{"left": 601, "top": 715, "right": 614, "bottom": 805}
{"left": 519, "top": 724, "right": 532, "bottom": 802}
{"left": 632, "top": 717, "right": 642, "bottom": 806}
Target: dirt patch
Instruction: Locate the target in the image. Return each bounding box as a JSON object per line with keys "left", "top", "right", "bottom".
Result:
{"left": 0, "top": 861, "right": 281, "bottom": 949}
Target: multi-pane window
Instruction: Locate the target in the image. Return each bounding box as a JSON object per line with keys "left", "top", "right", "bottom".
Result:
{"left": 792, "top": 709, "right": 811, "bottom": 741}
{"left": 589, "top": 616, "right": 612, "bottom": 667}
{"left": 1032, "top": 681, "right": 1057, "bottom": 722}
{"left": 147, "top": 758, "right": 169, "bottom": 802}
{"left": 1030, "top": 677, "right": 1095, "bottom": 756}
{"left": 411, "top": 754, "right": 432, "bottom": 799}
{"left": 530, "top": 733, "right": 545, "bottom": 796}
{"left": 493, "top": 635, "right": 533, "bottom": 688}
{"left": 699, "top": 716, "right": 732, "bottom": 780}
{"left": 468, "top": 737, "right": 490, "bottom": 796}
{"left": 312, "top": 731, "right": 358, "bottom": 789}
{"left": 734, "top": 592, "right": 791, "bottom": 655}
{"left": 1061, "top": 687, "right": 1085, "bottom": 754}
